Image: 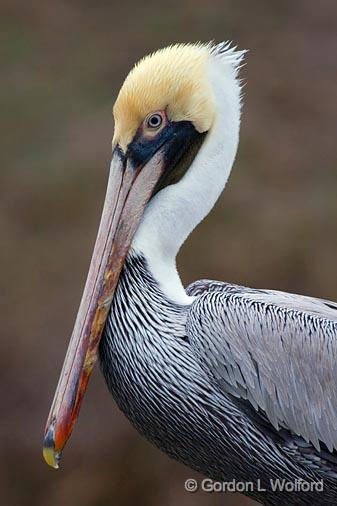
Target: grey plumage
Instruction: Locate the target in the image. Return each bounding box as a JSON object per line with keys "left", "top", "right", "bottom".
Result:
{"left": 99, "top": 253, "right": 337, "bottom": 506}
{"left": 187, "top": 280, "right": 337, "bottom": 453}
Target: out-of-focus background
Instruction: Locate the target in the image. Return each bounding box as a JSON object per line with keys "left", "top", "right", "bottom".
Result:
{"left": 1, "top": 1, "right": 336, "bottom": 505}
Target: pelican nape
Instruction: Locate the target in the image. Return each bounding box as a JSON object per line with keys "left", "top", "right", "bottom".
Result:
{"left": 43, "top": 43, "right": 337, "bottom": 505}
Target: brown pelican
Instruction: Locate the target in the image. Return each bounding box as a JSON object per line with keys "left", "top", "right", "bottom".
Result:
{"left": 43, "top": 42, "right": 337, "bottom": 505}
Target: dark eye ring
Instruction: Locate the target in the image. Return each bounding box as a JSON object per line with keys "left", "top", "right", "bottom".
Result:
{"left": 146, "top": 113, "right": 163, "bottom": 129}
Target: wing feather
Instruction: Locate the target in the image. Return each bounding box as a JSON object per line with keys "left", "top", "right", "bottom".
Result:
{"left": 186, "top": 281, "right": 337, "bottom": 451}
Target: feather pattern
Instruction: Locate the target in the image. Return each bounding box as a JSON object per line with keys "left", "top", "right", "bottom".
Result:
{"left": 187, "top": 280, "right": 337, "bottom": 453}
{"left": 100, "top": 254, "right": 337, "bottom": 505}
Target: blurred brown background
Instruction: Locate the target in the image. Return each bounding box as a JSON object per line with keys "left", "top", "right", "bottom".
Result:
{"left": 1, "top": 1, "right": 336, "bottom": 505}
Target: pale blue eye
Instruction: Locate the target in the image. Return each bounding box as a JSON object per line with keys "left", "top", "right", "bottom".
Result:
{"left": 147, "top": 113, "right": 163, "bottom": 129}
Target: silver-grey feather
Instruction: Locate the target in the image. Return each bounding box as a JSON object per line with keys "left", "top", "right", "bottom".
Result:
{"left": 187, "top": 280, "right": 337, "bottom": 453}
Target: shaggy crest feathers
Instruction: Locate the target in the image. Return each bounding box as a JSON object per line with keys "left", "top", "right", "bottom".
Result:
{"left": 112, "top": 42, "right": 246, "bottom": 151}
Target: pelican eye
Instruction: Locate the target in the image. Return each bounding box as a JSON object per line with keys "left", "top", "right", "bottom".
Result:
{"left": 146, "top": 113, "right": 163, "bottom": 129}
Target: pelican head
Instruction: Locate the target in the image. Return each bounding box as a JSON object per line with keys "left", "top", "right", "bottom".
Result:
{"left": 43, "top": 42, "right": 245, "bottom": 468}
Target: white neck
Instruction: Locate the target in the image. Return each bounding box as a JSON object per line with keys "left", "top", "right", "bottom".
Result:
{"left": 132, "top": 56, "right": 242, "bottom": 304}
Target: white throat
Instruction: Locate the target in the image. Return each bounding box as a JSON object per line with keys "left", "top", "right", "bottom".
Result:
{"left": 132, "top": 55, "right": 242, "bottom": 304}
